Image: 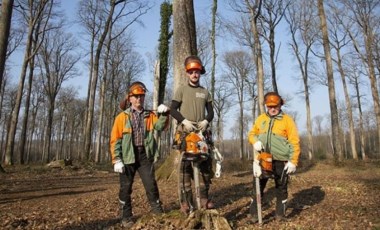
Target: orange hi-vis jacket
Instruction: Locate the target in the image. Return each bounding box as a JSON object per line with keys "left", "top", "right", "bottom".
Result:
{"left": 110, "top": 108, "right": 169, "bottom": 164}
{"left": 248, "top": 111, "right": 301, "bottom": 166}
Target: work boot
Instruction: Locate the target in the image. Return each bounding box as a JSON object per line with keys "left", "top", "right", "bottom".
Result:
{"left": 275, "top": 199, "right": 288, "bottom": 222}
{"left": 249, "top": 199, "right": 259, "bottom": 223}
{"left": 180, "top": 202, "right": 190, "bottom": 214}
{"left": 180, "top": 191, "right": 194, "bottom": 214}
{"left": 150, "top": 200, "right": 164, "bottom": 214}
{"left": 121, "top": 217, "right": 134, "bottom": 228}
{"left": 201, "top": 198, "right": 214, "bottom": 209}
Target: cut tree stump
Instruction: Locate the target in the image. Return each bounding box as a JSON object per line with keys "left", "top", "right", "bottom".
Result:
{"left": 182, "top": 209, "right": 231, "bottom": 230}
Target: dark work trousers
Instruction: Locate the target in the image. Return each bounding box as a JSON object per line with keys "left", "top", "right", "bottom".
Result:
{"left": 179, "top": 157, "right": 212, "bottom": 204}
{"left": 119, "top": 146, "right": 160, "bottom": 218}
{"left": 250, "top": 160, "right": 288, "bottom": 216}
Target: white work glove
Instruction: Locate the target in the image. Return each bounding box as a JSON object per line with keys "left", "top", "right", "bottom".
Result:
{"left": 157, "top": 104, "right": 169, "bottom": 113}
{"left": 253, "top": 141, "right": 264, "bottom": 152}
{"left": 253, "top": 160, "right": 262, "bottom": 178}
{"left": 198, "top": 119, "right": 209, "bottom": 131}
{"left": 113, "top": 159, "right": 125, "bottom": 173}
{"left": 215, "top": 161, "right": 222, "bottom": 178}
{"left": 284, "top": 162, "right": 296, "bottom": 174}
{"left": 212, "top": 146, "right": 224, "bottom": 162}
{"left": 182, "top": 119, "right": 196, "bottom": 132}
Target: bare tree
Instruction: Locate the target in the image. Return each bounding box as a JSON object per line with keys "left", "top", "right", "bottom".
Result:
{"left": 338, "top": 0, "right": 380, "bottom": 155}
{"left": 260, "top": 0, "right": 290, "bottom": 93}
{"left": 79, "top": 0, "right": 151, "bottom": 160}
{"left": 222, "top": 50, "right": 254, "bottom": 159}
{"left": 346, "top": 59, "right": 367, "bottom": 160}
{"left": 213, "top": 79, "right": 233, "bottom": 148}
{"left": 327, "top": 4, "right": 358, "bottom": 160}
{"left": 317, "top": 0, "right": 343, "bottom": 161}
{"left": 37, "top": 28, "right": 80, "bottom": 163}
{"left": 285, "top": 0, "right": 318, "bottom": 160}
{"left": 228, "top": 0, "right": 265, "bottom": 113}
{"left": 4, "top": 0, "right": 53, "bottom": 165}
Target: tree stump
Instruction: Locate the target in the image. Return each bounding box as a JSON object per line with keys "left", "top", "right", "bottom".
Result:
{"left": 182, "top": 209, "right": 231, "bottom": 230}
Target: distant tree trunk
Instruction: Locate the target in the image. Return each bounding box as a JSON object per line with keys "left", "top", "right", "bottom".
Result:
{"left": 317, "top": 0, "right": 343, "bottom": 161}
{"left": 336, "top": 49, "right": 358, "bottom": 159}
{"left": 222, "top": 51, "right": 254, "bottom": 159}
{"left": 352, "top": 75, "right": 366, "bottom": 159}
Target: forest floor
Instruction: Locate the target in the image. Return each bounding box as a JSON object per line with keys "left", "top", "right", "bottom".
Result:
{"left": 1, "top": 159, "right": 380, "bottom": 230}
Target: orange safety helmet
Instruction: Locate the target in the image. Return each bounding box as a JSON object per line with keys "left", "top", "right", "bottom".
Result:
{"left": 264, "top": 92, "right": 284, "bottom": 106}
{"left": 184, "top": 55, "right": 206, "bottom": 74}
{"left": 119, "top": 81, "right": 147, "bottom": 110}
{"left": 128, "top": 81, "right": 146, "bottom": 96}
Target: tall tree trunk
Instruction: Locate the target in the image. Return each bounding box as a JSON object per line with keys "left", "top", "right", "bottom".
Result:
{"left": 43, "top": 101, "right": 55, "bottom": 163}
{"left": 317, "top": 0, "right": 343, "bottom": 161}
{"left": 0, "top": 0, "right": 14, "bottom": 91}
{"left": 336, "top": 49, "right": 358, "bottom": 159}
{"left": 239, "top": 100, "right": 244, "bottom": 159}
{"left": 0, "top": 0, "right": 14, "bottom": 171}
{"left": 173, "top": 0, "right": 197, "bottom": 91}
{"left": 353, "top": 77, "right": 366, "bottom": 159}
{"left": 158, "top": 2, "right": 172, "bottom": 105}
{"left": 18, "top": 58, "right": 35, "bottom": 164}
{"left": 95, "top": 24, "right": 113, "bottom": 163}
{"left": 5, "top": 36, "right": 32, "bottom": 165}
{"left": 246, "top": 0, "right": 265, "bottom": 114}
{"left": 210, "top": 0, "right": 217, "bottom": 103}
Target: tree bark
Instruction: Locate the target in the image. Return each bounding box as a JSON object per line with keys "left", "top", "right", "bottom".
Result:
{"left": 317, "top": 0, "right": 343, "bottom": 160}
{"left": 0, "top": 0, "right": 14, "bottom": 91}
{"left": 173, "top": 0, "right": 197, "bottom": 92}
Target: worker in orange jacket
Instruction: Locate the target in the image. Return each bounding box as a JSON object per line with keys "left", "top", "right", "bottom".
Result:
{"left": 110, "top": 81, "right": 170, "bottom": 228}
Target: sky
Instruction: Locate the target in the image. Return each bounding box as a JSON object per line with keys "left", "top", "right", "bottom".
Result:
{"left": 11, "top": 0, "right": 340, "bottom": 137}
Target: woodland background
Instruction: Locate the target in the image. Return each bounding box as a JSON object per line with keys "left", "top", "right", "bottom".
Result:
{"left": 1, "top": 1, "right": 380, "bottom": 229}
{"left": 0, "top": 0, "right": 379, "bottom": 169}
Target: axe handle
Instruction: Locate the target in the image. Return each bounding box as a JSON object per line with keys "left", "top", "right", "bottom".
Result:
{"left": 255, "top": 177, "right": 263, "bottom": 224}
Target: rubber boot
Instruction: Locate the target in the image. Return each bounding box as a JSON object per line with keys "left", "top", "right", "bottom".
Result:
{"left": 249, "top": 199, "right": 259, "bottom": 223}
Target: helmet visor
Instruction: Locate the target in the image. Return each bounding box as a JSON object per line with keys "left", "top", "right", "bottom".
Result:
{"left": 185, "top": 62, "right": 202, "bottom": 72}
